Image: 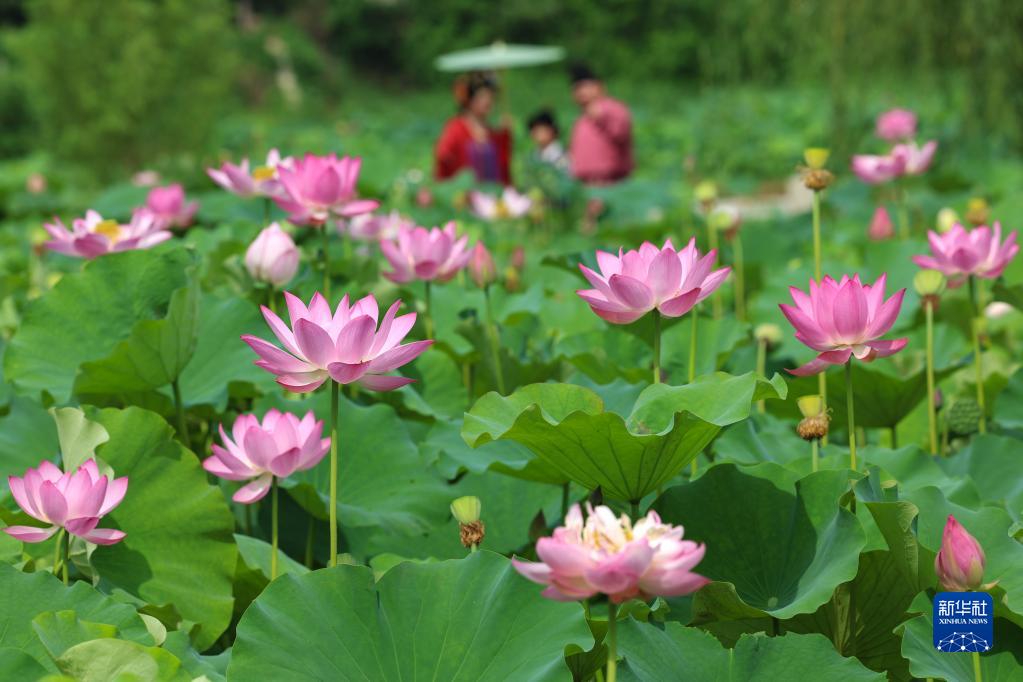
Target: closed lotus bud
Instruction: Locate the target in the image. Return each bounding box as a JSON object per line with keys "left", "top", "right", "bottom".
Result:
{"left": 469, "top": 242, "right": 497, "bottom": 288}
{"left": 934, "top": 388, "right": 944, "bottom": 411}
{"left": 913, "top": 269, "right": 946, "bottom": 300}
{"left": 796, "top": 395, "right": 829, "bottom": 441}
{"left": 965, "top": 198, "right": 989, "bottom": 227}
{"left": 936, "top": 207, "right": 959, "bottom": 233}
{"left": 451, "top": 496, "right": 484, "bottom": 549}
{"left": 803, "top": 147, "right": 830, "bottom": 170}
{"left": 935, "top": 515, "right": 986, "bottom": 591}
{"left": 510, "top": 246, "right": 526, "bottom": 271}
{"left": 868, "top": 206, "right": 894, "bottom": 241}
{"left": 754, "top": 323, "right": 783, "bottom": 348}
{"left": 245, "top": 223, "right": 299, "bottom": 287}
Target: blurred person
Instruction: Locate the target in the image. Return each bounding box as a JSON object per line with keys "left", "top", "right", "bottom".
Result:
{"left": 568, "top": 64, "right": 633, "bottom": 185}
{"left": 434, "top": 72, "right": 512, "bottom": 184}
{"left": 526, "top": 109, "right": 568, "bottom": 171}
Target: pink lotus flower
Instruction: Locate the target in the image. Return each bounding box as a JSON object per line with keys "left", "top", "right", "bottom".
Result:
{"left": 912, "top": 222, "right": 1019, "bottom": 287}
{"left": 850, "top": 152, "right": 906, "bottom": 184}
{"left": 935, "top": 515, "right": 986, "bottom": 591}
{"left": 380, "top": 222, "right": 473, "bottom": 283}
{"left": 469, "top": 187, "right": 532, "bottom": 220}
{"left": 245, "top": 223, "right": 299, "bottom": 287}
{"left": 512, "top": 504, "right": 708, "bottom": 603}
{"left": 43, "top": 210, "right": 173, "bottom": 259}
{"left": 469, "top": 242, "right": 497, "bottom": 288}
{"left": 780, "top": 274, "right": 907, "bottom": 376}
{"left": 207, "top": 149, "right": 293, "bottom": 199}
{"left": 137, "top": 183, "right": 198, "bottom": 230}
{"left": 242, "top": 291, "right": 432, "bottom": 392}
{"left": 577, "top": 238, "right": 730, "bottom": 324}
{"left": 876, "top": 108, "right": 917, "bottom": 141}
{"left": 341, "top": 210, "right": 413, "bottom": 243}
{"left": 868, "top": 206, "right": 894, "bottom": 241}
{"left": 203, "top": 410, "right": 329, "bottom": 504}
{"left": 5, "top": 459, "right": 127, "bottom": 545}
{"left": 274, "top": 153, "right": 379, "bottom": 225}
{"left": 891, "top": 140, "right": 938, "bottom": 175}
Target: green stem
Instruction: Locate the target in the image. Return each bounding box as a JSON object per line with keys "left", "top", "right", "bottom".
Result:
{"left": 329, "top": 380, "right": 340, "bottom": 567}
{"left": 896, "top": 183, "right": 910, "bottom": 240}
{"left": 756, "top": 338, "right": 767, "bottom": 413}
{"left": 973, "top": 650, "right": 983, "bottom": 682}
{"left": 62, "top": 530, "right": 69, "bottom": 586}
{"left": 688, "top": 310, "right": 698, "bottom": 383}
{"left": 606, "top": 601, "right": 618, "bottom": 682}
{"left": 424, "top": 281, "right": 434, "bottom": 340}
{"left": 968, "top": 276, "right": 987, "bottom": 434}
{"left": 818, "top": 372, "right": 828, "bottom": 446}
{"left": 652, "top": 310, "right": 662, "bottom": 384}
{"left": 470, "top": 542, "right": 478, "bottom": 553}
{"left": 171, "top": 379, "right": 190, "bottom": 447}
{"left": 845, "top": 361, "right": 857, "bottom": 470}
{"left": 811, "top": 190, "right": 827, "bottom": 445}
{"left": 52, "top": 528, "right": 65, "bottom": 579}
{"left": 271, "top": 477, "right": 280, "bottom": 580}
{"left": 811, "top": 438, "right": 819, "bottom": 473}
{"left": 925, "top": 300, "right": 938, "bottom": 454}
{"left": 484, "top": 286, "right": 506, "bottom": 394}
{"left": 733, "top": 233, "right": 745, "bottom": 321}
{"left": 321, "top": 223, "right": 331, "bottom": 298}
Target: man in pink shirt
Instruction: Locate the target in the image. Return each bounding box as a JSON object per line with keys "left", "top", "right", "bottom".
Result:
{"left": 569, "top": 64, "right": 634, "bottom": 184}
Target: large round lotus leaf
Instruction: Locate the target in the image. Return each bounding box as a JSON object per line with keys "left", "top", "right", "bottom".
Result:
{"left": 435, "top": 43, "right": 565, "bottom": 71}
{"left": 616, "top": 620, "right": 883, "bottom": 681}
{"left": 940, "top": 434, "right": 1023, "bottom": 512}
{"left": 4, "top": 248, "right": 193, "bottom": 402}
{"left": 56, "top": 638, "right": 188, "bottom": 681}
{"left": 654, "top": 463, "right": 865, "bottom": 619}
{"left": 228, "top": 551, "right": 592, "bottom": 681}
{"left": 462, "top": 372, "right": 786, "bottom": 501}
{"left": 0, "top": 563, "right": 151, "bottom": 671}
{"left": 897, "top": 592, "right": 1023, "bottom": 681}
{"left": 87, "top": 407, "right": 237, "bottom": 651}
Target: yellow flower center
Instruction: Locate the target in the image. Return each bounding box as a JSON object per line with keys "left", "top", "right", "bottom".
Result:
{"left": 252, "top": 166, "right": 276, "bottom": 181}
{"left": 495, "top": 200, "right": 510, "bottom": 219}
{"left": 93, "top": 219, "right": 123, "bottom": 244}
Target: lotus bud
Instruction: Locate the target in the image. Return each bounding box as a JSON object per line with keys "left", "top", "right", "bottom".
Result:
{"left": 754, "top": 323, "right": 783, "bottom": 348}
{"left": 694, "top": 180, "right": 718, "bottom": 205}
{"left": 510, "top": 246, "right": 526, "bottom": 271}
{"left": 803, "top": 148, "right": 830, "bottom": 169}
{"left": 468, "top": 243, "right": 497, "bottom": 289}
{"left": 451, "top": 496, "right": 485, "bottom": 549}
{"left": 935, "top": 515, "right": 986, "bottom": 591}
{"left": 26, "top": 172, "right": 47, "bottom": 194}
{"left": 503, "top": 265, "right": 521, "bottom": 292}
{"left": 914, "top": 269, "right": 946, "bottom": 307}
{"left": 245, "top": 223, "right": 299, "bottom": 287}
{"left": 868, "top": 207, "right": 894, "bottom": 241}
{"left": 934, "top": 388, "right": 944, "bottom": 411}
{"left": 936, "top": 207, "right": 959, "bottom": 233}
{"left": 965, "top": 198, "right": 989, "bottom": 227}
{"left": 796, "top": 395, "right": 829, "bottom": 441}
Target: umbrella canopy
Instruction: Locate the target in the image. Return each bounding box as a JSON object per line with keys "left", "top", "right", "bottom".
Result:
{"left": 435, "top": 42, "right": 565, "bottom": 72}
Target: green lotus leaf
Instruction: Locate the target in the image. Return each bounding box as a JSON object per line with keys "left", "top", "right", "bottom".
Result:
{"left": 229, "top": 552, "right": 592, "bottom": 681}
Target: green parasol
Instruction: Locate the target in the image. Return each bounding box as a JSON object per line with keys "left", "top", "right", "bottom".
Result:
{"left": 434, "top": 42, "right": 565, "bottom": 72}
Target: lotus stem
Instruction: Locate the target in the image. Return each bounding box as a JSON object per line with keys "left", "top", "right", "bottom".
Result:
{"left": 811, "top": 439, "right": 819, "bottom": 473}
{"left": 52, "top": 528, "right": 64, "bottom": 581}
{"left": 424, "top": 281, "right": 434, "bottom": 340}
{"left": 733, "top": 233, "right": 745, "bottom": 321}
{"left": 896, "top": 182, "right": 910, "bottom": 240}
{"left": 485, "top": 286, "right": 506, "bottom": 394}
{"left": 270, "top": 477, "right": 279, "bottom": 580}
{"left": 328, "top": 380, "right": 340, "bottom": 567}
{"left": 321, "top": 223, "right": 331, "bottom": 298}
{"left": 845, "top": 361, "right": 857, "bottom": 470}
{"left": 606, "top": 601, "right": 618, "bottom": 682}
{"left": 968, "top": 276, "right": 987, "bottom": 434}
{"left": 811, "top": 190, "right": 828, "bottom": 445}
{"left": 756, "top": 337, "right": 767, "bottom": 413}
{"left": 688, "top": 310, "right": 698, "bottom": 383}
{"left": 171, "top": 378, "right": 190, "bottom": 447}
{"left": 925, "top": 299, "right": 938, "bottom": 454}
{"left": 652, "top": 310, "right": 662, "bottom": 384}
{"left": 973, "top": 650, "right": 983, "bottom": 682}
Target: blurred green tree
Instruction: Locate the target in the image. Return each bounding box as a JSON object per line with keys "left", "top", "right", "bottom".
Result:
{"left": 6, "top": 0, "right": 237, "bottom": 178}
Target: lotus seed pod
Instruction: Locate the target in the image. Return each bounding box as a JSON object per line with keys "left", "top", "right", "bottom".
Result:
{"left": 450, "top": 496, "right": 481, "bottom": 524}
{"left": 803, "top": 147, "right": 830, "bottom": 170}
{"left": 913, "top": 269, "right": 946, "bottom": 298}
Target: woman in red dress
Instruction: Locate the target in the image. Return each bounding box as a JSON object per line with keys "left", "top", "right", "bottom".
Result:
{"left": 434, "top": 72, "right": 512, "bottom": 185}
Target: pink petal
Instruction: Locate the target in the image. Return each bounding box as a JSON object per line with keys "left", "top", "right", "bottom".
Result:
{"left": 80, "top": 528, "right": 126, "bottom": 545}
{"left": 38, "top": 482, "right": 67, "bottom": 526}
{"left": 3, "top": 525, "right": 59, "bottom": 543}
{"left": 787, "top": 348, "right": 853, "bottom": 376}
{"left": 657, "top": 289, "right": 701, "bottom": 317}
{"left": 294, "top": 319, "right": 336, "bottom": 368}
{"left": 366, "top": 340, "right": 433, "bottom": 373}
{"left": 327, "top": 361, "right": 370, "bottom": 384}
{"left": 233, "top": 474, "right": 273, "bottom": 504}
{"left": 357, "top": 374, "right": 415, "bottom": 391}
{"left": 335, "top": 316, "right": 377, "bottom": 364}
